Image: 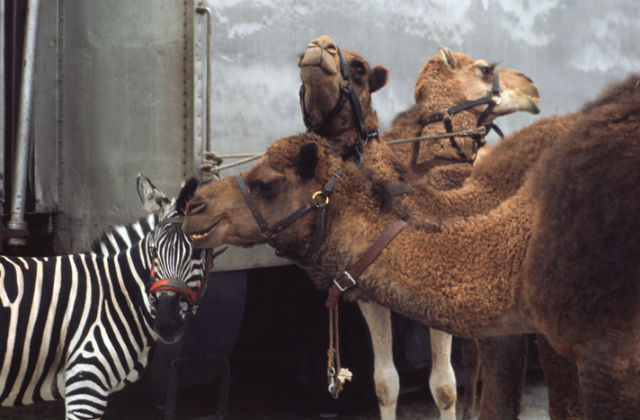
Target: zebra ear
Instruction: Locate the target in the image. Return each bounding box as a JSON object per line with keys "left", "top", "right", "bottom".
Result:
{"left": 176, "top": 177, "right": 200, "bottom": 216}
{"left": 137, "top": 172, "right": 172, "bottom": 218}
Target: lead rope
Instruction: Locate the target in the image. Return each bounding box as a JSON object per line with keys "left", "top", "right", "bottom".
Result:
{"left": 327, "top": 302, "right": 353, "bottom": 398}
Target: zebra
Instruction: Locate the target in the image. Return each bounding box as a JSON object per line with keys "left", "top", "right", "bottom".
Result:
{"left": 0, "top": 173, "right": 215, "bottom": 420}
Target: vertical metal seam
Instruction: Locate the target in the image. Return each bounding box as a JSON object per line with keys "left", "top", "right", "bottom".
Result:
{"left": 0, "top": 0, "right": 5, "bottom": 219}
{"left": 182, "top": 0, "right": 189, "bottom": 179}
{"left": 57, "top": 0, "right": 64, "bottom": 211}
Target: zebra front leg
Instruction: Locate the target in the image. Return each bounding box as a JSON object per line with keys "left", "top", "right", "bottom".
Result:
{"left": 429, "top": 328, "right": 457, "bottom": 420}
{"left": 63, "top": 371, "right": 109, "bottom": 420}
{"left": 358, "top": 301, "right": 399, "bottom": 420}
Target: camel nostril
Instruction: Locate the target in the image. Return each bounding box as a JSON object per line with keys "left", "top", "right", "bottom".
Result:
{"left": 323, "top": 42, "right": 337, "bottom": 55}
{"left": 186, "top": 201, "right": 207, "bottom": 216}
{"left": 314, "top": 36, "right": 337, "bottom": 54}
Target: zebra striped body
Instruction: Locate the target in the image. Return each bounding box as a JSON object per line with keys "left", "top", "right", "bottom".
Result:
{"left": 0, "top": 238, "right": 155, "bottom": 417}
{"left": 0, "top": 175, "right": 208, "bottom": 419}
{"left": 91, "top": 214, "right": 156, "bottom": 256}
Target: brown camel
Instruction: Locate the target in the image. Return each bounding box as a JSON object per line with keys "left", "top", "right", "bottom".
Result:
{"left": 524, "top": 74, "right": 640, "bottom": 419}
{"left": 184, "top": 74, "right": 640, "bottom": 417}
{"left": 299, "top": 35, "right": 549, "bottom": 420}
{"left": 383, "top": 46, "right": 540, "bottom": 189}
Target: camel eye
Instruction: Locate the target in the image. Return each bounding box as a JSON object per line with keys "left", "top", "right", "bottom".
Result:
{"left": 352, "top": 60, "right": 367, "bottom": 77}
{"left": 477, "top": 65, "right": 493, "bottom": 78}
{"left": 249, "top": 179, "right": 280, "bottom": 199}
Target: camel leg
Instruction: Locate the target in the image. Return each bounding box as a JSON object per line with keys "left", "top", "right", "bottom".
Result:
{"left": 477, "top": 335, "right": 528, "bottom": 420}
{"left": 535, "top": 334, "right": 584, "bottom": 419}
{"left": 460, "top": 338, "right": 481, "bottom": 420}
{"left": 572, "top": 332, "right": 640, "bottom": 419}
{"left": 357, "top": 301, "right": 399, "bottom": 420}
{"left": 428, "top": 328, "right": 457, "bottom": 420}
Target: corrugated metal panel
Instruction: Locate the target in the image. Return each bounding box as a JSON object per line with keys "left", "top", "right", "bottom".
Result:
{"left": 58, "top": 0, "right": 190, "bottom": 252}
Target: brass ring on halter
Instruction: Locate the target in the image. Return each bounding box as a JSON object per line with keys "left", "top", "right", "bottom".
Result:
{"left": 312, "top": 191, "right": 330, "bottom": 205}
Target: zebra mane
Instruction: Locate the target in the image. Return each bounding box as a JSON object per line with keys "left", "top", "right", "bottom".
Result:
{"left": 91, "top": 213, "right": 158, "bottom": 255}
{"left": 91, "top": 177, "right": 198, "bottom": 256}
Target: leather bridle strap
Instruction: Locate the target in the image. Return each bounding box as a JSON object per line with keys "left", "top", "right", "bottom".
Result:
{"left": 326, "top": 219, "right": 407, "bottom": 309}
{"left": 149, "top": 277, "right": 199, "bottom": 305}
{"left": 299, "top": 45, "right": 379, "bottom": 163}
{"left": 148, "top": 247, "right": 220, "bottom": 307}
{"left": 236, "top": 170, "right": 342, "bottom": 261}
{"left": 299, "top": 47, "right": 352, "bottom": 134}
{"left": 418, "top": 67, "right": 502, "bottom": 160}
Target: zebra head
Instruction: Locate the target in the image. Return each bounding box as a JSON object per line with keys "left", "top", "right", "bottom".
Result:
{"left": 137, "top": 173, "right": 214, "bottom": 344}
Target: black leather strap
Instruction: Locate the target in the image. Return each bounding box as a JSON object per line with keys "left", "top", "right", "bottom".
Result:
{"left": 300, "top": 43, "right": 378, "bottom": 165}
{"left": 235, "top": 170, "right": 342, "bottom": 260}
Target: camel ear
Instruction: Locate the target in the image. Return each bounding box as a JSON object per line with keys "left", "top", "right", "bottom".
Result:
{"left": 297, "top": 143, "right": 319, "bottom": 180}
{"left": 175, "top": 177, "right": 200, "bottom": 216}
{"left": 369, "top": 65, "right": 389, "bottom": 93}
{"left": 439, "top": 46, "right": 458, "bottom": 70}
{"left": 137, "top": 172, "right": 172, "bottom": 218}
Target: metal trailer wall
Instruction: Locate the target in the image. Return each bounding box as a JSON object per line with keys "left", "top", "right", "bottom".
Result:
{"left": 195, "top": 0, "right": 640, "bottom": 270}
{"left": 25, "top": 0, "right": 193, "bottom": 252}
{"left": 22, "top": 1, "right": 640, "bottom": 266}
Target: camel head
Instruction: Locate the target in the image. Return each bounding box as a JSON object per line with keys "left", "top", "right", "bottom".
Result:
{"left": 407, "top": 46, "right": 541, "bottom": 163}
{"left": 415, "top": 46, "right": 540, "bottom": 119}
{"left": 184, "top": 133, "right": 339, "bottom": 252}
{"left": 183, "top": 133, "right": 399, "bottom": 265}
{"left": 299, "top": 35, "right": 389, "bottom": 138}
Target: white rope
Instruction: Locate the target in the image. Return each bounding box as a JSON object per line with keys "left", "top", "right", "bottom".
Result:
{"left": 199, "top": 126, "right": 488, "bottom": 182}
{"left": 199, "top": 151, "right": 263, "bottom": 183}
{"left": 212, "top": 153, "right": 262, "bottom": 159}
{"left": 384, "top": 126, "right": 489, "bottom": 146}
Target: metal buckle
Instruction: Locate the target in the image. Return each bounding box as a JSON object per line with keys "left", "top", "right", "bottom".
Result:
{"left": 334, "top": 271, "right": 356, "bottom": 292}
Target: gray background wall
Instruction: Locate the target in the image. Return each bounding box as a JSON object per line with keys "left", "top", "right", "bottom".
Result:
{"left": 199, "top": 0, "right": 640, "bottom": 270}
{"left": 204, "top": 0, "right": 640, "bottom": 155}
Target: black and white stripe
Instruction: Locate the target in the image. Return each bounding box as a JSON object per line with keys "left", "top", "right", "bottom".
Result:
{"left": 0, "top": 176, "right": 206, "bottom": 419}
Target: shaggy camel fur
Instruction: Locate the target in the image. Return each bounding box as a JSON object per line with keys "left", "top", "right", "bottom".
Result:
{"left": 184, "top": 74, "right": 640, "bottom": 415}
{"left": 524, "top": 74, "right": 640, "bottom": 419}
{"left": 299, "top": 35, "right": 545, "bottom": 420}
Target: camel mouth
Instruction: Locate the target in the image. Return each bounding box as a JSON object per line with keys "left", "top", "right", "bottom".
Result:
{"left": 188, "top": 217, "right": 222, "bottom": 247}
{"left": 528, "top": 95, "right": 541, "bottom": 114}
{"left": 496, "top": 88, "right": 541, "bottom": 115}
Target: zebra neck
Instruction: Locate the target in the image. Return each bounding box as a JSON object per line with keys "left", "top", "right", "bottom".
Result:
{"left": 109, "top": 240, "right": 154, "bottom": 317}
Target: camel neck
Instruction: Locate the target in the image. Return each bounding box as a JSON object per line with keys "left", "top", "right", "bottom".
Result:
{"left": 354, "top": 138, "right": 509, "bottom": 220}
{"left": 311, "top": 189, "right": 535, "bottom": 337}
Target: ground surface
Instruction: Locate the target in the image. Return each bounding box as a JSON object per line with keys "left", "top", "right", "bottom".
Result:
{"left": 0, "top": 370, "right": 549, "bottom": 419}
{"left": 0, "top": 272, "right": 551, "bottom": 420}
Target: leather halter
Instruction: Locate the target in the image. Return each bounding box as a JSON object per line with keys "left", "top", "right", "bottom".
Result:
{"left": 147, "top": 217, "right": 216, "bottom": 307}
{"left": 299, "top": 46, "right": 379, "bottom": 163}
{"left": 236, "top": 170, "right": 342, "bottom": 262}
{"left": 325, "top": 219, "right": 407, "bottom": 309}
{"left": 417, "top": 66, "right": 503, "bottom": 164}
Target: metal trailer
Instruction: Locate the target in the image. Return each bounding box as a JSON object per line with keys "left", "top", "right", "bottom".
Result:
{"left": 3, "top": 0, "right": 639, "bottom": 418}
{"left": 1, "top": 1, "right": 254, "bottom": 417}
